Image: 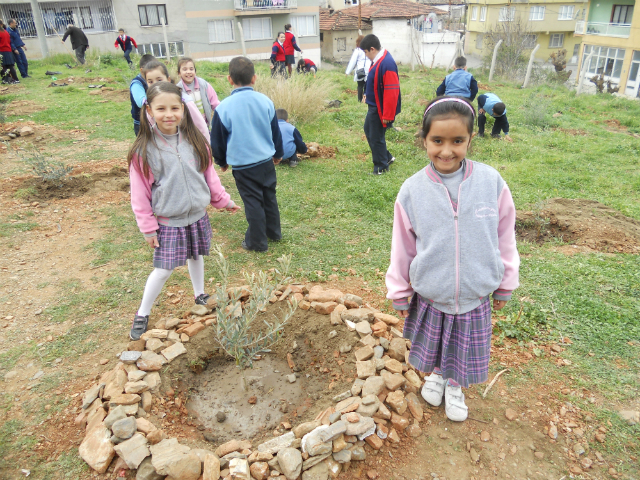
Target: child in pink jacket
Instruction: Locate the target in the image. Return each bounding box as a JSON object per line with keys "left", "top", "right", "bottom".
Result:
{"left": 386, "top": 96, "right": 519, "bottom": 423}
{"left": 176, "top": 57, "right": 220, "bottom": 129}
{"left": 127, "top": 82, "right": 240, "bottom": 341}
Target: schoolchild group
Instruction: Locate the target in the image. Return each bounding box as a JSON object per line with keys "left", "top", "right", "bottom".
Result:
{"left": 126, "top": 34, "right": 519, "bottom": 424}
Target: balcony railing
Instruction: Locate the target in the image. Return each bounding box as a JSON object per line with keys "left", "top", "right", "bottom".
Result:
{"left": 576, "top": 21, "right": 631, "bottom": 38}
{"left": 234, "top": 0, "right": 297, "bottom": 11}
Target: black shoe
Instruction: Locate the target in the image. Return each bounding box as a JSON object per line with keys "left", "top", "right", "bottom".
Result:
{"left": 388, "top": 157, "right": 396, "bottom": 165}
{"left": 129, "top": 315, "right": 149, "bottom": 340}
{"left": 478, "top": 133, "right": 485, "bottom": 138}
{"left": 371, "top": 168, "right": 388, "bottom": 175}
{"left": 491, "top": 134, "right": 501, "bottom": 139}
{"left": 21, "top": 75, "right": 31, "bottom": 79}
{"left": 195, "top": 293, "right": 210, "bottom": 306}
{"left": 1, "top": 79, "right": 10, "bottom": 84}
{"left": 289, "top": 159, "right": 298, "bottom": 167}
{"left": 241, "top": 240, "right": 268, "bottom": 252}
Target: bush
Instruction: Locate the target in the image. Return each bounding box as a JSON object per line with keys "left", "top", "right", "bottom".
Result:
{"left": 521, "top": 93, "right": 556, "bottom": 129}
{"left": 254, "top": 73, "right": 336, "bottom": 124}
{"left": 22, "top": 149, "right": 72, "bottom": 186}
{"left": 483, "top": 18, "right": 535, "bottom": 80}
{"left": 494, "top": 304, "right": 552, "bottom": 343}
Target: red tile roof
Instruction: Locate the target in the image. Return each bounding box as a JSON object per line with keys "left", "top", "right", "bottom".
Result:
{"left": 320, "top": 8, "right": 373, "bottom": 31}
{"left": 342, "top": 0, "right": 446, "bottom": 20}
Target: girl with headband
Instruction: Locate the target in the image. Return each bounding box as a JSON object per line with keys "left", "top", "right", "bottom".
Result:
{"left": 385, "top": 96, "right": 520, "bottom": 421}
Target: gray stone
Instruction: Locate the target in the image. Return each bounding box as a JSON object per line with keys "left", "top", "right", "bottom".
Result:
{"left": 145, "top": 337, "right": 165, "bottom": 353}
{"left": 223, "top": 451, "right": 247, "bottom": 460}
{"left": 351, "top": 378, "right": 365, "bottom": 396}
{"left": 114, "top": 432, "right": 150, "bottom": 469}
{"left": 150, "top": 438, "right": 192, "bottom": 475}
{"left": 104, "top": 405, "right": 128, "bottom": 429}
{"left": 112, "top": 416, "right": 137, "bottom": 439}
{"left": 356, "top": 396, "right": 380, "bottom": 417}
{"left": 277, "top": 447, "right": 302, "bottom": 480}
{"left": 257, "top": 431, "right": 296, "bottom": 454}
{"left": 338, "top": 343, "right": 352, "bottom": 354}
{"left": 361, "top": 394, "right": 376, "bottom": 406}
{"left": 161, "top": 342, "right": 187, "bottom": 362}
{"left": 32, "top": 370, "right": 44, "bottom": 380}
{"left": 128, "top": 370, "right": 147, "bottom": 382}
{"left": 111, "top": 435, "right": 125, "bottom": 445}
{"left": 124, "top": 380, "right": 149, "bottom": 394}
{"left": 379, "top": 337, "right": 390, "bottom": 350}
{"left": 619, "top": 410, "right": 639, "bottom": 426}
{"left": 136, "top": 456, "right": 163, "bottom": 480}
{"left": 302, "top": 461, "right": 329, "bottom": 480}
{"left": 190, "top": 304, "right": 210, "bottom": 316}
{"left": 332, "top": 391, "right": 351, "bottom": 402}
{"left": 333, "top": 449, "right": 352, "bottom": 463}
{"left": 287, "top": 374, "right": 297, "bottom": 383}
{"left": 355, "top": 321, "right": 372, "bottom": 337}
{"left": 329, "top": 412, "right": 341, "bottom": 424}
{"left": 82, "top": 384, "right": 103, "bottom": 409}
{"left": 302, "top": 452, "right": 331, "bottom": 470}
{"left": 341, "top": 414, "right": 375, "bottom": 436}
{"left": 350, "top": 446, "right": 366, "bottom": 461}
{"left": 361, "top": 376, "right": 385, "bottom": 397}
{"left": 373, "top": 346, "right": 385, "bottom": 359}
{"left": 374, "top": 358, "right": 385, "bottom": 371}
{"left": 216, "top": 411, "right": 226, "bottom": 423}
{"left": 120, "top": 351, "right": 142, "bottom": 364}
{"left": 302, "top": 424, "right": 345, "bottom": 456}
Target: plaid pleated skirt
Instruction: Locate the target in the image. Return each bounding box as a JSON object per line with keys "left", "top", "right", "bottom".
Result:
{"left": 153, "top": 214, "right": 212, "bottom": 270}
{"left": 403, "top": 294, "right": 492, "bottom": 388}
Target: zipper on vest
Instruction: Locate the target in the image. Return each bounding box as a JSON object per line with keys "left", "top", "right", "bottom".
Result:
{"left": 441, "top": 184, "right": 461, "bottom": 314}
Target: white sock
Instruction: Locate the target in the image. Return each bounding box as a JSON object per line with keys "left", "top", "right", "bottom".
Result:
{"left": 187, "top": 256, "right": 205, "bottom": 297}
{"left": 137, "top": 267, "right": 173, "bottom": 316}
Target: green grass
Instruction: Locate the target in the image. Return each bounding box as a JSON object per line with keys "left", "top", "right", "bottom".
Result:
{"left": 1, "top": 55, "right": 639, "bottom": 474}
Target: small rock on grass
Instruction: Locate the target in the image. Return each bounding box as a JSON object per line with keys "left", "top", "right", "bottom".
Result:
{"left": 505, "top": 408, "right": 517, "bottom": 421}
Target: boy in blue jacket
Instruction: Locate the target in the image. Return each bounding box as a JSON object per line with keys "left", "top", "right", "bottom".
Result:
{"left": 436, "top": 56, "right": 477, "bottom": 101}
{"left": 477, "top": 92, "right": 511, "bottom": 140}
{"left": 276, "top": 109, "right": 307, "bottom": 167}
{"left": 211, "top": 56, "right": 284, "bottom": 252}
{"left": 129, "top": 54, "right": 155, "bottom": 135}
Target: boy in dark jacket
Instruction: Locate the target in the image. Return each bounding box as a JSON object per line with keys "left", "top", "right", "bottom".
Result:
{"left": 361, "top": 34, "right": 401, "bottom": 175}
{"left": 276, "top": 109, "right": 307, "bottom": 167}
{"left": 211, "top": 57, "right": 284, "bottom": 252}
{"left": 129, "top": 54, "right": 155, "bottom": 135}
{"left": 436, "top": 56, "right": 477, "bottom": 101}
{"left": 8, "top": 19, "right": 29, "bottom": 78}
{"left": 61, "top": 25, "right": 89, "bottom": 64}
{"left": 115, "top": 29, "right": 137, "bottom": 67}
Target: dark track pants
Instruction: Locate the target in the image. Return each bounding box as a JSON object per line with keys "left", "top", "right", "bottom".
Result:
{"left": 478, "top": 113, "right": 509, "bottom": 137}
{"left": 364, "top": 105, "right": 393, "bottom": 174}
{"left": 14, "top": 48, "right": 28, "bottom": 77}
{"left": 232, "top": 160, "right": 281, "bottom": 251}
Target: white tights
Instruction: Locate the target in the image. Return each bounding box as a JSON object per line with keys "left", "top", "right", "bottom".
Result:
{"left": 137, "top": 256, "right": 205, "bottom": 316}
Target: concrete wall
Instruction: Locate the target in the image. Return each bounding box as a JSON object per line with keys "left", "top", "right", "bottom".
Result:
{"left": 321, "top": 29, "right": 370, "bottom": 63}
{"left": 420, "top": 31, "right": 459, "bottom": 68}
{"left": 587, "top": 0, "right": 634, "bottom": 23}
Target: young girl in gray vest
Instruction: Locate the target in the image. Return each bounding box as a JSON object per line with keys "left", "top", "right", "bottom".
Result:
{"left": 127, "top": 82, "right": 240, "bottom": 341}
{"left": 176, "top": 57, "right": 220, "bottom": 130}
{"left": 385, "top": 96, "right": 520, "bottom": 422}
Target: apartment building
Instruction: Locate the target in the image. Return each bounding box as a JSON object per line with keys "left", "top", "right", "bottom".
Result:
{"left": 0, "top": 0, "right": 320, "bottom": 65}
{"left": 465, "top": 0, "right": 587, "bottom": 62}
{"left": 574, "top": 0, "right": 639, "bottom": 96}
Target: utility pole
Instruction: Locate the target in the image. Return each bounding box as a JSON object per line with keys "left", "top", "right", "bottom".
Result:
{"left": 161, "top": 17, "right": 170, "bottom": 62}
{"left": 29, "top": 0, "right": 49, "bottom": 58}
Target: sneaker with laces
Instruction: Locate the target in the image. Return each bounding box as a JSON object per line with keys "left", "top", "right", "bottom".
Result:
{"left": 421, "top": 372, "right": 446, "bottom": 406}
{"left": 445, "top": 383, "right": 468, "bottom": 421}
{"left": 129, "top": 315, "right": 149, "bottom": 341}
{"left": 389, "top": 156, "right": 396, "bottom": 165}
{"left": 194, "top": 293, "right": 210, "bottom": 305}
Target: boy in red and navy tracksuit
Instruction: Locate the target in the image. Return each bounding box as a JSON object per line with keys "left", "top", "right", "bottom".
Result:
{"left": 361, "top": 34, "right": 401, "bottom": 175}
{"left": 115, "top": 29, "right": 137, "bottom": 66}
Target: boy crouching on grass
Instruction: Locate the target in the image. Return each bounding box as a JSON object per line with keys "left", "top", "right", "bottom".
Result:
{"left": 211, "top": 56, "right": 284, "bottom": 253}
{"left": 276, "top": 109, "right": 307, "bottom": 168}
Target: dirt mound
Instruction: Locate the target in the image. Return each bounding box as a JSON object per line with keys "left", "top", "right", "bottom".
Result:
{"left": 18, "top": 166, "right": 130, "bottom": 201}
{"left": 5, "top": 100, "right": 46, "bottom": 116}
{"left": 517, "top": 198, "right": 640, "bottom": 253}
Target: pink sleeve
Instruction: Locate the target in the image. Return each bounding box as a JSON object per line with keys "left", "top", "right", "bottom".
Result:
{"left": 187, "top": 101, "right": 210, "bottom": 143}
{"left": 206, "top": 84, "right": 220, "bottom": 111}
{"left": 386, "top": 200, "right": 417, "bottom": 309}
{"left": 495, "top": 184, "right": 520, "bottom": 297}
{"left": 129, "top": 156, "right": 159, "bottom": 235}
{"left": 203, "top": 159, "right": 231, "bottom": 209}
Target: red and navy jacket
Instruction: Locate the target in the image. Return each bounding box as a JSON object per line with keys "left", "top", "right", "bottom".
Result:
{"left": 365, "top": 50, "right": 402, "bottom": 127}
{"left": 115, "top": 35, "right": 137, "bottom": 51}
{"left": 0, "top": 30, "right": 12, "bottom": 52}
{"left": 297, "top": 58, "right": 316, "bottom": 73}
{"left": 271, "top": 42, "right": 286, "bottom": 63}
{"left": 284, "top": 31, "right": 302, "bottom": 55}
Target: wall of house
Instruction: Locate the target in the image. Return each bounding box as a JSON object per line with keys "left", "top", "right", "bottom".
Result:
{"left": 587, "top": 0, "right": 634, "bottom": 23}
{"left": 183, "top": 0, "right": 321, "bottom": 66}
{"left": 320, "top": 29, "right": 365, "bottom": 63}
{"left": 373, "top": 19, "right": 413, "bottom": 64}
{"left": 420, "top": 31, "right": 460, "bottom": 68}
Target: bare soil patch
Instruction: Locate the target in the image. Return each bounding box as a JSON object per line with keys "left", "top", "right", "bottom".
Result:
{"left": 17, "top": 166, "right": 130, "bottom": 201}
{"left": 516, "top": 198, "right": 640, "bottom": 253}
{"left": 4, "top": 100, "right": 46, "bottom": 116}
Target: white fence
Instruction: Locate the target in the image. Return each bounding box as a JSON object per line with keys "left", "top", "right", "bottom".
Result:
{"left": 0, "top": 0, "right": 117, "bottom": 38}
{"left": 233, "top": 0, "right": 298, "bottom": 11}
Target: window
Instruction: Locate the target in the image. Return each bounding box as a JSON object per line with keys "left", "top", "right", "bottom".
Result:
{"left": 499, "top": 6, "right": 515, "bottom": 21}
{"left": 549, "top": 33, "right": 564, "bottom": 47}
{"left": 583, "top": 45, "right": 625, "bottom": 79}
{"left": 99, "top": 6, "right": 116, "bottom": 31}
{"left": 337, "top": 37, "right": 346, "bottom": 51}
{"left": 43, "top": 8, "right": 73, "bottom": 35}
{"left": 208, "top": 19, "right": 234, "bottom": 43}
{"left": 611, "top": 5, "right": 633, "bottom": 24}
{"left": 471, "top": 6, "right": 478, "bottom": 20}
{"left": 480, "top": 6, "right": 487, "bottom": 21}
{"left": 291, "top": 15, "right": 317, "bottom": 36}
{"left": 320, "top": 32, "right": 324, "bottom": 41}
{"left": 242, "top": 18, "right": 272, "bottom": 40}
{"left": 79, "top": 6, "right": 94, "bottom": 29}
{"left": 529, "top": 6, "right": 545, "bottom": 21}
{"left": 558, "top": 5, "right": 574, "bottom": 20}
{"left": 137, "top": 41, "right": 184, "bottom": 58}
{"left": 523, "top": 34, "right": 538, "bottom": 48}
{"left": 139, "top": 4, "right": 167, "bottom": 26}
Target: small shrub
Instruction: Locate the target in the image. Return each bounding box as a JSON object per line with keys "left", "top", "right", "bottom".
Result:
{"left": 14, "top": 187, "right": 37, "bottom": 199}
{"left": 98, "top": 52, "right": 117, "bottom": 66}
{"left": 211, "top": 246, "right": 297, "bottom": 374}
{"left": 521, "top": 93, "right": 555, "bottom": 129}
{"left": 254, "top": 73, "right": 336, "bottom": 124}
{"left": 494, "top": 304, "right": 552, "bottom": 343}
{"left": 22, "top": 149, "right": 72, "bottom": 186}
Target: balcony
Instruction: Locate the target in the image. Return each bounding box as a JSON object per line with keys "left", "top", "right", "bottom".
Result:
{"left": 575, "top": 21, "right": 631, "bottom": 38}
{"left": 234, "top": 0, "right": 297, "bottom": 15}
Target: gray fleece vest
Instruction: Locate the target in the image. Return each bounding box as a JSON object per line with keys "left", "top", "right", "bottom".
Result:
{"left": 146, "top": 128, "right": 211, "bottom": 227}
{"left": 397, "top": 160, "right": 506, "bottom": 315}
{"left": 177, "top": 76, "right": 213, "bottom": 126}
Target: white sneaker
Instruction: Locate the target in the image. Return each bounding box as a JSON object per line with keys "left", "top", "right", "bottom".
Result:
{"left": 421, "top": 373, "right": 446, "bottom": 407}
{"left": 445, "top": 383, "right": 468, "bottom": 422}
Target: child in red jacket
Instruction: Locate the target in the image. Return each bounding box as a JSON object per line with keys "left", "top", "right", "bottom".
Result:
{"left": 284, "top": 24, "right": 302, "bottom": 76}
